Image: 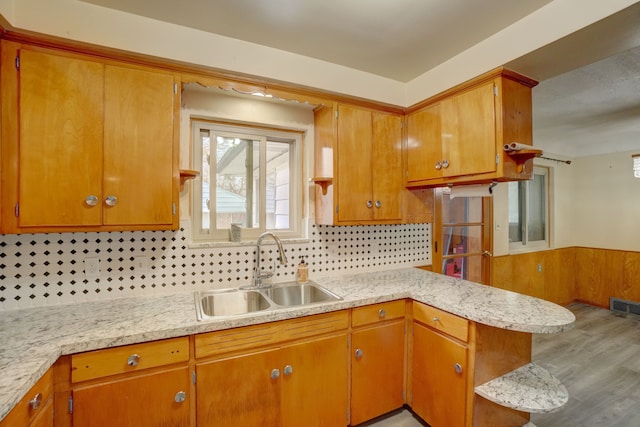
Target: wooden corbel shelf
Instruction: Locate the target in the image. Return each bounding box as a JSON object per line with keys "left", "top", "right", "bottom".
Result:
{"left": 180, "top": 169, "right": 200, "bottom": 191}
{"left": 311, "top": 177, "right": 333, "bottom": 195}
{"left": 506, "top": 149, "right": 543, "bottom": 173}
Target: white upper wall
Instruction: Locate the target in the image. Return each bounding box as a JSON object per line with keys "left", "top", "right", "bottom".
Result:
{"left": 1, "top": 0, "right": 638, "bottom": 106}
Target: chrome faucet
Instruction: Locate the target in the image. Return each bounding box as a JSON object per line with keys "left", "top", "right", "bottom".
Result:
{"left": 253, "top": 232, "right": 288, "bottom": 288}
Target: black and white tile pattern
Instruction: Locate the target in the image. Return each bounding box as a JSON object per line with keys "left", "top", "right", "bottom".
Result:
{"left": 0, "top": 223, "right": 431, "bottom": 310}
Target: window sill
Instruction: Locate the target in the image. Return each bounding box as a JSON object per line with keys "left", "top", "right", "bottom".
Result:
{"left": 188, "top": 237, "right": 310, "bottom": 249}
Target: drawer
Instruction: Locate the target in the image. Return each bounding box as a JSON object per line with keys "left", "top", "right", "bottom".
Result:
{"left": 0, "top": 368, "right": 53, "bottom": 427}
{"left": 71, "top": 336, "right": 189, "bottom": 383}
{"left": 352, "top": 300, "right": 406, "bottom": 327}
{"left": 413, "top": 302, "right": 469, "bottom": 342}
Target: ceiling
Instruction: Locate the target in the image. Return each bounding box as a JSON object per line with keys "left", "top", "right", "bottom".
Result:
{"left": 82, "top": 0, "right": 640, "bottom": 158}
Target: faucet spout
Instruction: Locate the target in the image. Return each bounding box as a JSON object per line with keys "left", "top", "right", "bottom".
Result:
{"left": 253, "top": 232, "right": 288, "bottom": 288}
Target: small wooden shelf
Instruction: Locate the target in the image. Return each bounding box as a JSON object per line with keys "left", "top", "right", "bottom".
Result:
{"left": 180, "top": 169, "right": 200, "bottom": 191}
{"left": 311, "top": 177, "right": 333, "bottom": 195}
{"left": 505, "top": 149, "right": 542, "bottom": 173}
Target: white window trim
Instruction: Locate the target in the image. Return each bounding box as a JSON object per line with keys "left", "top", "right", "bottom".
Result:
{"left": 509, "top": 165, "right": 551, "bottom": 254}
{"left": 191, "top": 119, "right": 304, "bottom": 243}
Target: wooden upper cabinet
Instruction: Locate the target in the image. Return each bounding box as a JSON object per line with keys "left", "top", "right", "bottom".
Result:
{"left": 314, "top": 104, "right": 404, "bottom": 225}
{"left": 0, "top": 41, "right": 179, "bottom": 233}
{"left": 406, "top": 69, "right": 538, "bottom": 188}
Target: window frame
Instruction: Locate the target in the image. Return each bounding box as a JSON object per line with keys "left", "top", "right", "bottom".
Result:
{"left": 191, "top": 119, "right": 304, "bottom": 242}
{"left": 508, "top": 165, "right": 551, "bottom": 253}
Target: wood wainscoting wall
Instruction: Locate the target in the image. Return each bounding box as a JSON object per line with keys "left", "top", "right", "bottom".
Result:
{"left": 491, "top": 247, "right": 640, "bottom": 308}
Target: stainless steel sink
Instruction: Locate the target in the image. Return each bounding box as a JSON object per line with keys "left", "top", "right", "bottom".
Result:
{"left": 264, "top": 283, "right": 342, "bottom": 306}
{"left": 195, "top": 289, "right": 272, "bottom": 320}
{"left": 195, "top": 281, "right": 342, "bottom": 320}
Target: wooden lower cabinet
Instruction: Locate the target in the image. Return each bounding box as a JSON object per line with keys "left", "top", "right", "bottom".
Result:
{"left": 0, "top": 368, "right": 53, "bottom": 427}
{"left": 196, "top": 333, "right": 348, "bottom": 427}
{"left": 350, "top": 318, "right": 405, "bottom": 424}
{"left": 71, "top": 366, "right": 190, "bottom": 427}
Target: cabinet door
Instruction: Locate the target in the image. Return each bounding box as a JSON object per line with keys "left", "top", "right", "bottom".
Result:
{"left": 196, "top": 349, "right": 282, "bottom": 427}
{"left": 337, "top": 105, "right": 373, "bottom": 222}
{"left": 412, "top": 323, "right": 467, "bottom": 427}
{"left": 371, "top": 112, "right": 403, "bottom": 221}
{"left": 72, "top": 366, "right": 190, "bottom": 427}
{"left": 280, "top": 334, "right": 348, "bottom": 427}
{"left": 103, "top": 65, "right": 175, "bottom": 226}
{"left": 441, "top": 82, "right": 496, "bottom": 178}
{"left": 406, "top": 103, "right": 443, "bottom": 183}
{"left": 351, "top": 321, "right": 405, "bottom": 425}
{"left": 18, "top": 49, "right": 104, "bottom": 227}
{"left": 27, "top": 400, "right": 53, "bottom": 427}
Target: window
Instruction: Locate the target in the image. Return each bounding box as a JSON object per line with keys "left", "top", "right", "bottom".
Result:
{"left": 192, "top": 121, "right": 302, "bottom": 241}
{"left": 508, "top": 166, "right": 550, "bottom": 251}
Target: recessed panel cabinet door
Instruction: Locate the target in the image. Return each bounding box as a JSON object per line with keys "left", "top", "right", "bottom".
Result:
{"left": 103, "top": 65, "right": 175, "bottom": 226}
{"left": 72, "top": 367, "right": 190, "bottom": 427}
{"left": 18, "top": 49, "right": 104, "bottom": 227}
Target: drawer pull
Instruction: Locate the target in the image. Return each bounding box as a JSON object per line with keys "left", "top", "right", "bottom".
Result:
{"left": 378, "top": 309, "right": 386, "bottom": 318}
{"left": 29, "top": 393, "right": 42, "bottom": 410}
{"left": 127, "top": 354, "right": 141, "bottom": 367}
{"left": 454, "top": 363, "right": 463, "bottom": 374}
{"left": 270, "top": 368, "right": 280, "bottom": 380}
{"left": 174, "top": 391, "right": 187, "bottom": 403}
{"left": 433, "top": 317, "right": 440, "bottom": 322}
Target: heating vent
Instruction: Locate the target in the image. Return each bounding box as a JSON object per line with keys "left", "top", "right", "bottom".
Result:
{"left": 610, "top": 297, "right": 640, "bottom": 317}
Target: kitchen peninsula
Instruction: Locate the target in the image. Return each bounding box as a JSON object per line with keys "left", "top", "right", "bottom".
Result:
{"left": 0, "top": 268, "right": 574, "bottom": 427}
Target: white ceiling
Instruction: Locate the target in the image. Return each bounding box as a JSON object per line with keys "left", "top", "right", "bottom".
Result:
{"left": 82, "top": 0, "right": 640, "bottom": 158}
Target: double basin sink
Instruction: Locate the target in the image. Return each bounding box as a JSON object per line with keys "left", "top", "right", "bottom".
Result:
{"left": 195, "top": 281, "right": 342, "bottom": 320}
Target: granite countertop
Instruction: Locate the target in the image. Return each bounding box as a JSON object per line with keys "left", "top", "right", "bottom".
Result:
{"left": 0, "top": 267, "right": 575, "bottom": 420}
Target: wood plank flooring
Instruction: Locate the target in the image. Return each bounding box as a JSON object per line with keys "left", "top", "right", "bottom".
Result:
{"left": 366, "top": 302, "right": 640, "bottom": 427}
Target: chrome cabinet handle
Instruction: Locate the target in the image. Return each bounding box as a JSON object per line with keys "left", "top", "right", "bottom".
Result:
{"left": 355, "top": 348, "right": 363, "bottom": 359}
{"left": 442, "top": 159, "right": 450, "bottom": 169}
{"left": 378, "top": 309, "right": 386, "bottom": 319}
{"left": 454, "top": 363, "right": 463, "bottom": 374}
{"left": 105, "top": 195, "right": 118, "bottom": 207}
{"left": 270, "top": 368, "right": 280, "bottom": 379}
{"left": 435, "top": 161, "right": 442, "bottom": 170}
{"left": 29, "top": 393, "right": 42, "bottom": 410}
{"left": 375, "top": 200, "right": 382, "bottom": 208}
{"left": 127, "top": 354, "right": 141, "bottom": 367}
{"left": 283, "top": 365, "right": 293, "bottom": 376}
{"left": 174, "top": 391, "right": 187, "bottom": 403}
{"left": 366, "top": 200, "right": 373, "bottom": 208}
{"left": 85, "top": 195, "right": 99, "bottom": 207}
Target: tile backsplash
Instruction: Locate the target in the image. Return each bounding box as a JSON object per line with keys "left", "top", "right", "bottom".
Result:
{"left": 0, "top": 222, "right": 431, "bottom": 311}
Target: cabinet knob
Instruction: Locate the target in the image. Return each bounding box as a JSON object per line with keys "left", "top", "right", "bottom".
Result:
{"left": 366, "top": 200, "right": 373, "bottom": 208}
{"left": 28, "top": 393, "right": 42, "bottom": 411}
{"left": 283, "top": 365, "right": 293, "bottom": 376}
{"left": 105, "top": 195, "right": 118, "bottom": 207}
{"left": 375, "top": 200, "right": 382, "bottom": 208}
{"left": 454, "top": 363, "right": 463, "bottom": 374}
{"left": 442, "top": 159, "right": 450, "bottom": 169}
{"left": 378, "top": 308, "right": 386, "bottom": 318}
{"left": 270, "top": 368, "right": 281, "bottom": 380}
{"left": 174, "top": 391, "right": 187, "bottom": 403}
{"left": 85, "top": 195, "right": 99, "bottom": 207}
{"left": 127, "top": 354, "right": 141, "bottom": 367}
{"left": 435, "top": 161, "right": 442, "bottom": 170}
{"left": 433, "top": 317, "right": 440, "bottom": 323}
{"left": 355, "top": 348, "right": 363, "bottom": 359}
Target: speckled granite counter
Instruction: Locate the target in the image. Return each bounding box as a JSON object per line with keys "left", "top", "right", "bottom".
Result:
{"left": 0, "top": 267, "right": 575, "bottom": 421}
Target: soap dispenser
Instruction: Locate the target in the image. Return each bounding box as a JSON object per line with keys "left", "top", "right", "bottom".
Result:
{"left": 296, "top": 257, "right": 308, "bottom": 284}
